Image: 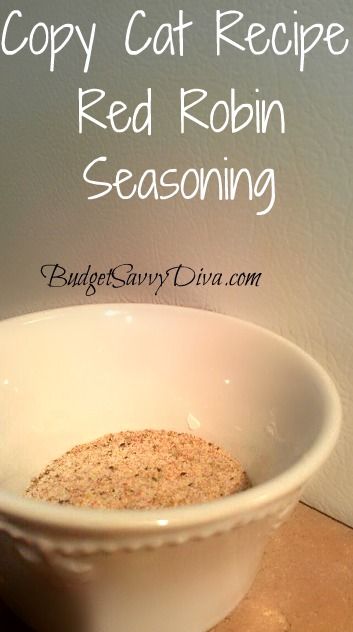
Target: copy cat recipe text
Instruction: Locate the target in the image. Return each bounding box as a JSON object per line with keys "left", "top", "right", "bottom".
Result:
{"left": 1, "top": 8, "right": 350, "bottom": 216}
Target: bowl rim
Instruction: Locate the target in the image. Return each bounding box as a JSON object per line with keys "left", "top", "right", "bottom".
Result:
{"left": 0, "top": 303, "right": 342, "bottom": 534}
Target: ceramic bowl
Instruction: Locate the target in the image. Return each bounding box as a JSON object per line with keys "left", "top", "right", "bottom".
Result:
{"left": 0, "top": 304, "right": 341, "bottom": 632}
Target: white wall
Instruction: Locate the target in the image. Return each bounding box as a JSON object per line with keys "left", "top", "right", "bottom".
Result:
{"left": 1, "top": 0, "right": 352, "bottom": 524}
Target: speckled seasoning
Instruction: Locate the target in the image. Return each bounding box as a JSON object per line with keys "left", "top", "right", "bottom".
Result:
{"left": 25, "top": 430, "right": 250, "bottom": 509}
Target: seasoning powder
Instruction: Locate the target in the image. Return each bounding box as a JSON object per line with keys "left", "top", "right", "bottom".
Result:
{"left": 25, "top": 430, "right": 250, "bottom": 509}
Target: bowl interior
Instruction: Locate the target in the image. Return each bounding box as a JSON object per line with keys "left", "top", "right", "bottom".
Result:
{"left": 0, "top": 304, "right": 335, "bottom": 497}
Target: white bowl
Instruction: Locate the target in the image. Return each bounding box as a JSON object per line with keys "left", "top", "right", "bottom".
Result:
{"left": 0, "top": 304, "right": 341, "bottom": 632}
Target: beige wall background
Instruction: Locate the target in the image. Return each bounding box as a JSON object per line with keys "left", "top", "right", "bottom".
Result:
{"left": 1, "top": 1, "right": 352, "bottom": 525}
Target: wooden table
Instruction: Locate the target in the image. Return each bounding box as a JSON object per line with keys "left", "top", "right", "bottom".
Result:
{"left": 1, "top": 504, "right": 352, "bottom": 631}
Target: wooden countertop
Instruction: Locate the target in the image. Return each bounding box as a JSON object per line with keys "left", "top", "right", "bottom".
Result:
{"left": 1, "top": 503, "right": 352, "bottom": 631}
{"left": 213, "top": 503, "right": 353, "bottom": 632}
